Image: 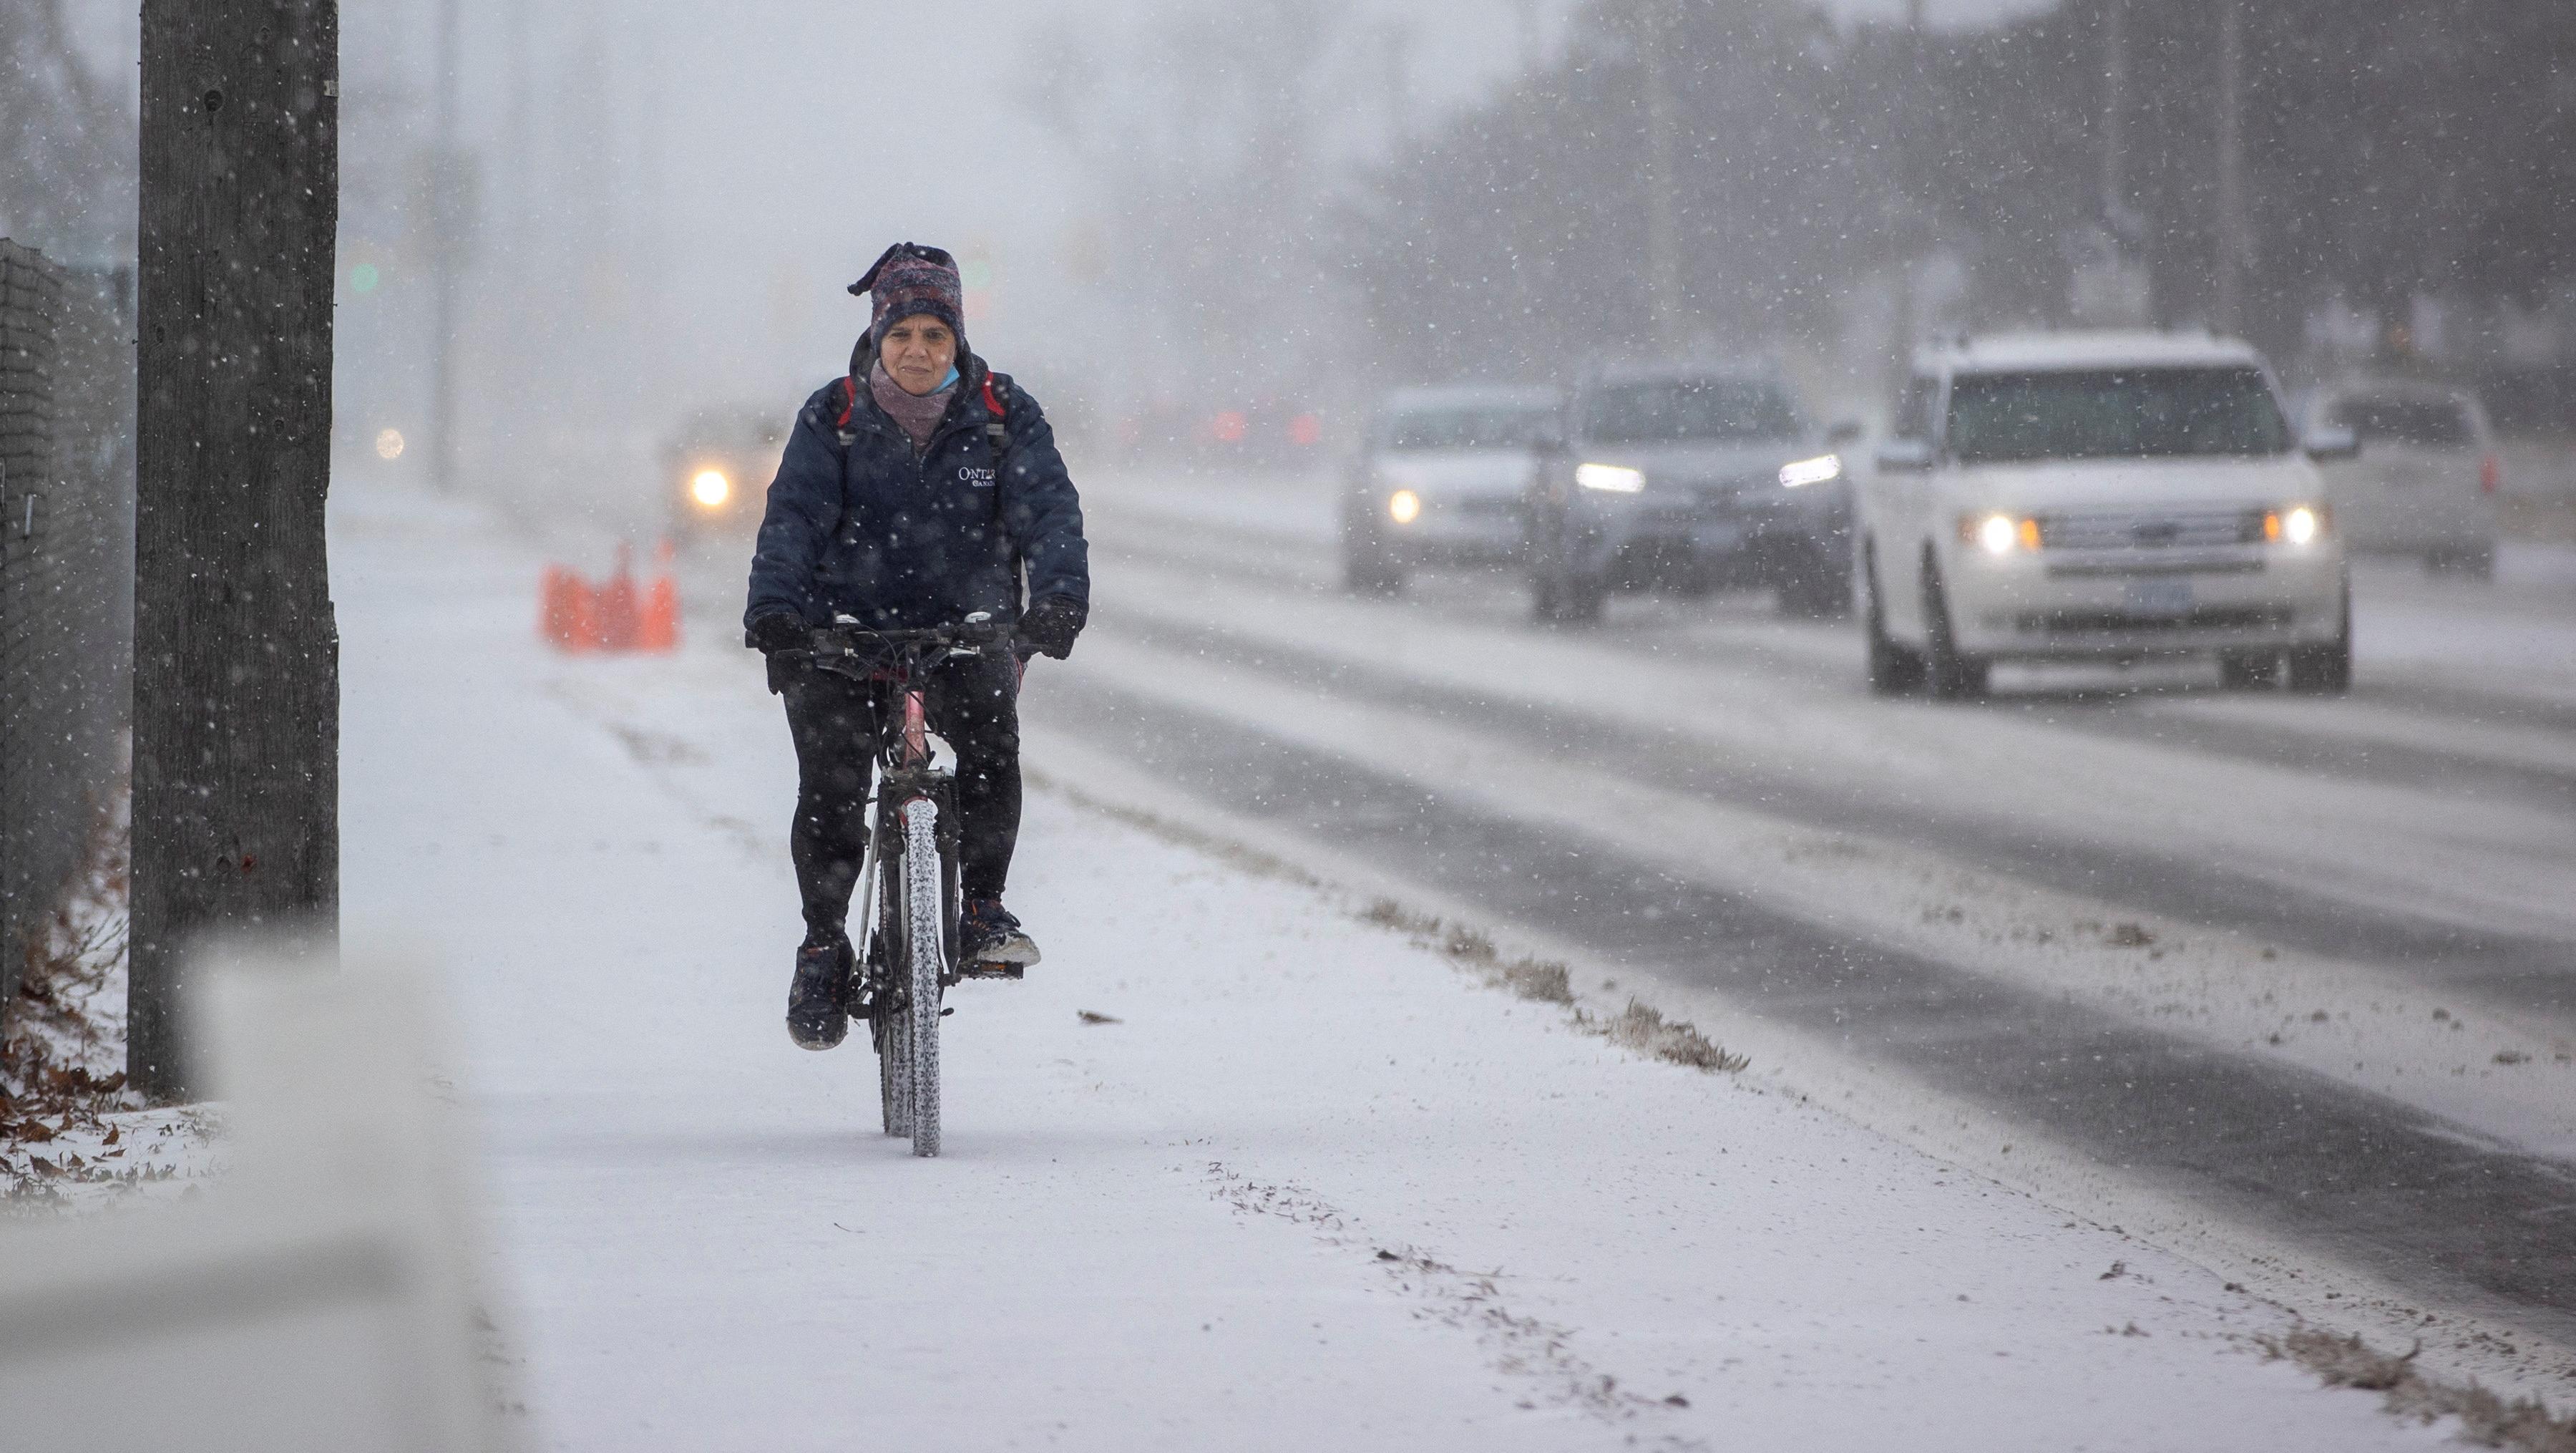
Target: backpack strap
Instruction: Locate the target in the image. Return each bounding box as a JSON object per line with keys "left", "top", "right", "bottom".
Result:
{"left": 981, "top": 369, "right": 1023, "bottom": 603}
{"left": 831, "top": 374, "right": 861, "bottom": 445}
{"left": 981, "top": 371, "right": 1012, "bottom": 460}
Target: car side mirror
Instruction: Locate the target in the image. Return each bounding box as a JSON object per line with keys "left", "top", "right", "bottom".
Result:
{"left": 1875, "top": 437, "right": 1935, "bottom": 474}
{"left": 2304, "top": 425, "right": 2360, "bottom": 462}
{"left": 1826, "top": 419, "right": 1865, "bottom": 447}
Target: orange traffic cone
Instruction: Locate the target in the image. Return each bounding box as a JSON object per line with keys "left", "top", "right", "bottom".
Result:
{"left": 566, "top": 574, "right": 602, "bottom": 653}
{"left": 598, "top": 543, "right": 640, "bottom": 652}
{"left": 541, "top": 565, "right": 585, "bottom": 651}
{"left": 638, "top": 538, "right": 680, "bottom": 652}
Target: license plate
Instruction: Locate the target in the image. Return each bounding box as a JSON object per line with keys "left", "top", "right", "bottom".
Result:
{"left": 2124, "top": 578, "right": 2193, "bottom": 616}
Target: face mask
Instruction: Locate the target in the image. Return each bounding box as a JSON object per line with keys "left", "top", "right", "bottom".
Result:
{"left": 940, "top": 364, "right": 960, "bottom": 391}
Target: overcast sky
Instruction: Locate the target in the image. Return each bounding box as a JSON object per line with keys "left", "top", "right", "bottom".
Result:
{"left": 61, "top": 0, "right": 2057, "bottom": 429}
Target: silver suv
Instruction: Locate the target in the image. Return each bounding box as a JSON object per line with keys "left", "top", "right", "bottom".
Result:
{"left": 1524, "top": 362, "right": 1853, "bottom": 623}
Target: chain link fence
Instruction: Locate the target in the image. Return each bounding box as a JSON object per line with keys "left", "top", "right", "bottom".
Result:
{"left": 0, "top": 239, "right": 135, "bottom": 1016}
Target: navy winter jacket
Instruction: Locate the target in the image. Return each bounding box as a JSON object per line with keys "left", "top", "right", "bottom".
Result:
{"left": 743, "top": 354, "right": 1088, "bottom": 635}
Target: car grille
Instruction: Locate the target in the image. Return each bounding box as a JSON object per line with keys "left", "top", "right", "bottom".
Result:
{"left": 2014, "top": 605, "right": 2290, "bottom": 635}
{"left": 2036, "top": 507, "right": 2265, "bottom": 550}
{"left": 2046, "top": 557, "right": 2263, "bottom": 578}
{"left": 1688, "top": 471, "right": 1774, "bottom": 507}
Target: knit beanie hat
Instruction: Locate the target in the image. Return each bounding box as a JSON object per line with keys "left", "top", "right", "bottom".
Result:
{"left": 849, "top": 242, "right": 964, "bottom": 348}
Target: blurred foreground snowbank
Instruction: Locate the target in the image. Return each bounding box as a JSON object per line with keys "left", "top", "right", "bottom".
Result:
{"left": 0, "top": 953, "right": 515, "bottom": 1451}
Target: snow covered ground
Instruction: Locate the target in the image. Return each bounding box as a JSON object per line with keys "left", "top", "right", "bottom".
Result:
{"left": 326, "top": 484, "right": 2482, "bottom": 1449}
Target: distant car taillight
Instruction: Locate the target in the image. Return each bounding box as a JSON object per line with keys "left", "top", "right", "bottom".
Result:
{"left": 2480, "top": 452, "right": 2502, "bottom": 494}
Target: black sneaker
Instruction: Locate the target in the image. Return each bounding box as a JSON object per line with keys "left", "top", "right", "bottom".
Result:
{"left": 787, "top": 937, "right": 852, "bottom": 1050}
{"left": 958, "top": 898, "right": 1040, "bottom": 976}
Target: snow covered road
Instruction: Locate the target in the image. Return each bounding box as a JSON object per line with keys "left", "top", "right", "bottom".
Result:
{"left": 1043, "top": 468, "right": 2576, "bottom": 1381}
{"left": 326, "top": 487, "right": 2485, "bottom": 1448}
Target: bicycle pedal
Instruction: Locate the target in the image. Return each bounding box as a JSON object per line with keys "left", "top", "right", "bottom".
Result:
{"left": 957, "top": 963, "right": 1023, "bottom": 981}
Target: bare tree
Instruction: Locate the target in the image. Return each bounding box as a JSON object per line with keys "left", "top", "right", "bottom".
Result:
{"left": 130, "top": 0, "right": 341, "bottom": 1100}
{"left": 0, "top": 0, "right": 137, "bottom": 258}
{"left": 1026, "top": 0, "right": 1370, "bottom": 399}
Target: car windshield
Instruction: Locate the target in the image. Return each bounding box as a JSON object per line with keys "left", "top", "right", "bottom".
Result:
{"left": 2329, "top": 398, "right": 2473, "bottom": 448}
{"left": 1580, "top": 379, "right": 1802, "bottom": 444}
{"left": 1382, "top": 405, "right": 1556, "bottom": 451}
{"left": 1946, "top": 367, "right": 2293, "bottom": 463}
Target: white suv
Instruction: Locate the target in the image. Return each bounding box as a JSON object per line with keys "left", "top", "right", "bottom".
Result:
{"left": 1858, "top": 331, "right": 2353, "bottom": 699}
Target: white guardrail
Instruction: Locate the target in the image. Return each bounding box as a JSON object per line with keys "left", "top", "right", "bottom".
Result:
{"left": 0, "top": 953, "right": 517, "bottom": 1452}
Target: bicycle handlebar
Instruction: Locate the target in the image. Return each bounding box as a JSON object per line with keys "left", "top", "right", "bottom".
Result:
{"left": 774, "top": 618, "right": 1016, "bottom": 671}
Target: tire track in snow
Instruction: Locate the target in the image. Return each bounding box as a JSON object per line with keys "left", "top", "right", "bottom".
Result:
{"left": 1204, "top": 1162, "right": 1708, "bottom": 1448}
{"left": 1029, "top": 673, "right": 2576, "bottom": 1355}
{"left": 1090, "top": 605, "right": 2576, "bottom": 1014}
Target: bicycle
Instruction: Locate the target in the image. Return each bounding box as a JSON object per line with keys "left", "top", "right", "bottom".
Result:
{"left": 781, "top": 613, "right": 1016, "bottom": 1157}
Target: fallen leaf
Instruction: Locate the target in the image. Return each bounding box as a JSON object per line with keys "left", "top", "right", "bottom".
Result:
{"left": 1076, "top": 1009, "right": 1122, "bottom": 1026}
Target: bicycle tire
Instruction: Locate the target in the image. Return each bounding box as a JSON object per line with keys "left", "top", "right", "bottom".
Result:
{"left": 872, "top": 897, "right": 912, "bottom": 1138}
{"left": 874, "top": 998, "right": 911, "bottom": 1139}
{"left": 902, "top": 799, "right": 945, "bottom": 1157}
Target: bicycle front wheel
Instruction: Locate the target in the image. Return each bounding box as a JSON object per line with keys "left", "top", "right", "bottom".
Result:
{"left": 872, "top": 966, "right": 912, "bottom": 1139}
{"left": 902, "top": 798, "right": 945, "bottom": 1157}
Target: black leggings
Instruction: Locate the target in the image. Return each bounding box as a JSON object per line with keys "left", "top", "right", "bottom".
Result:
{"left": 781, "top": 652, "right": 1021, "bottom": 941}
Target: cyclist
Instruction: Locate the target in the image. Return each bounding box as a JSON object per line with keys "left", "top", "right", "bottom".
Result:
{"left": 743, "top": 243, "right": 1089, "bottom": 1051}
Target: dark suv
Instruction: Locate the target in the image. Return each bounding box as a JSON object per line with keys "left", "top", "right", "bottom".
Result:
{"left": 1525, "top": 362, "right": 1853, "bottom": 622}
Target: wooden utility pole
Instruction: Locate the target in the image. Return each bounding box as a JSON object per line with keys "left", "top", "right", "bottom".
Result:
{"left": 1887, "top": 0, "right": 1928, "bottom": 404}
{"left": 429, "top": 0, "right": 463, "bottom": 492}
{"left": 1639, "top": 0, "right": 1685, "bottom": 354}
{"left": 2101, "top": 0, "right": 2127, "bottom": 223}
{"left": 132, "top": 0, "right": 342, "bottom": 1101}
{"left": 2213, "top": 0, "right": 2245, "bottom": 334}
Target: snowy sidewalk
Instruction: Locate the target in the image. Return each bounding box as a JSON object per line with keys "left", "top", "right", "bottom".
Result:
{"left": 332, "top": 487, "right": 2439, "bottom": 1452}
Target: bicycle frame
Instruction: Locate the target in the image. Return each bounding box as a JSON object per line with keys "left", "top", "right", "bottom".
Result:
{"left": 852, "top": 689, "right": 937, "bottom": 950}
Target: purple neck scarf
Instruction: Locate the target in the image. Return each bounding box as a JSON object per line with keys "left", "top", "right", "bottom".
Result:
{"left": 869, "top": 359, "right": 956, "bottom": 451}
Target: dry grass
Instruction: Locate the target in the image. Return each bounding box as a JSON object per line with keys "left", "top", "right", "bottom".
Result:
{"left": 1361, "top": 897, "right": 1576, "bottom": 1007}
{"left": 1589, "top": 999, "right": 1752, "bottom": 1073}
{"left": 2262, "top": 1328, "right": 2576, "bottom": 1452}
{"left": 1360, "top": 897, "right": 1746, "bottom": 1073}
{"left": 3, "top": 809, "right": 143, "bottom": 1200}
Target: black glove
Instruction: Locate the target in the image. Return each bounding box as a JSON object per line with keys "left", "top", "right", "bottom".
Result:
{"left": 746, "top": 610, "right": 808, "bottom": 654}
{"left": 1018, "top": 596, "right": 1087, "bottom": 661}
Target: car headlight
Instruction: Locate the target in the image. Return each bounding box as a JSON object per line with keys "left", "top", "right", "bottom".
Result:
{"left": 1960, "top": 512, "right": 2039, "bottom": 555}
{"left": 1387, "top": 488, "right": 1422, "bottom": 525}
{"left": 691, "top": 469, "right": 731, "bottom": 509}
{"left": 2264, "top": 504, "right": 2326, "bottom": 545}
{"left": 1575, "top": 462, "right": 1645, "bottom": 493}
{"left": 1777, "top": 454, "right": 1843, "bottom": 488}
